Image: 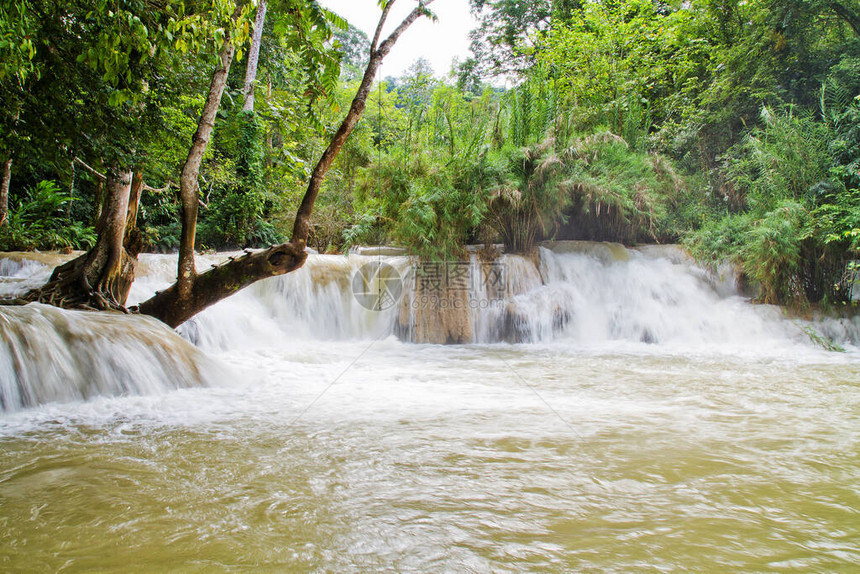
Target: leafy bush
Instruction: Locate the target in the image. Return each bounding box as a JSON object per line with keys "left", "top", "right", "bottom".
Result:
{"left": 724, "top": 107, "right": 833, "bottom": 211}
{"left": 483, "top": 138, "right": 572, "bottom": 252}
{"left": 559, "top": 132, "right": 684, "bottom": 244}
{"left": 0, "top": 180, "right": 96, "bottom": 251}
{"left": 686, "top": 104, "right": 859, "bottom": 305}
{"left": 683, "top": 211, "right": 753, "bottom": 264}
{"left": 741, "top": 201, "right": 810, "bottom": 304}
{"left": 348, "top": 151, "right": 486, "bottom": 260}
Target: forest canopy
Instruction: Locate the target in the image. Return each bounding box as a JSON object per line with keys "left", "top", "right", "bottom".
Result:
{"left": 1, "top": 0, "right": 859, "bottom": 310}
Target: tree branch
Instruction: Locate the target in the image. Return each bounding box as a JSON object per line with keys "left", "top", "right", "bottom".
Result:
{"left": 141, "top": 181, "right": 175, "bottom": 193}
{"left": 370, "top": 0, "right": 395, "bottom": 53}
{"left": 830, "top": 1, "right": 860, "bottom": 37}
{"left": 73, "top": 157, "right": 107, "bottom": 182}
{"left": 376, "top": 1, "right": 434, "bottom": 59}
{"left": 136, "top": 242, "right": 307, "bottom": 327}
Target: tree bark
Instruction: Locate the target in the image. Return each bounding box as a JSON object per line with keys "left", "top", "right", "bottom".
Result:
{"left": 136, "top": 242, "right": 306, "bottom": 328}
{"left": 178, "top": 34, "right": 237, "bottom": 300}
{"left": 242, "top": 0, "right": 268, "bottom": 112}
{"left": 20, "top": 169, "right": 137, "bottom": 310}
{"left": 0, "top": 157, "right": 11, "bottom": 226}
{"left": 124, "top": 171, "right": 145, "bottom": 257}
{"left": 136, "top": 1, "right": 432, "bottom": 327}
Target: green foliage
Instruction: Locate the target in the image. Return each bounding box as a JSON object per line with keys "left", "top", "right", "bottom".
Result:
{"left": 4, "top": 0, "right": 860, "bottom": 318}
{"left": 482, "top": 139, "right": 570, "bottom": 252}
{"left": 741, "top": 201, "right": 811, "bottom": 304}
{"left": 800, "top": 324, "right": 846, "bottom": 353}
{"left": 684, "top": 211, "right": 753, "bottom": 264}
{"left": 561, "top": 133, "right": 688, "bottom": 244}
{"left": 0, "top": 180, "right": 96, "bottom": 250}
{"left": 332, "top": 23, "right": 369, "bottom": 80}
{"left": 1, "top": 0, "right": 343, "bottom": 255}
{"left": 725, "top": 106, "right": 834, "bottom": 211}
{"left": 349, "top": 150, "right": 486, "bottom": 260}
{"left": 687, "top": 102, "right": 860, "bottom": 305}
{"left": 479, "top": 130, "right": 689, "bottom": 252}
{"left": 467, "top": 0, "right": 564, "bottom": 77}
{"left": 236, "top": 110, "right": 265, "bottom": 192}
{"left": 0, "top": 0, "right": 37, "bottom": 85}
{"left": 536, "top": 0, "right": 669, "bottom": 149}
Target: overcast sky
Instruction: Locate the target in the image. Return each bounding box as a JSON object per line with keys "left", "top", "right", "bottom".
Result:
{"left": 318, "top": 0, "right": 476, "bottom": 78}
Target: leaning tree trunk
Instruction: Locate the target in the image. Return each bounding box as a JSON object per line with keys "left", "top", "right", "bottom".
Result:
{"left": 138, "top": 0, "right": 434, "bottom": 328}
{"left": 20, "top": 169, "right": 138, "bottom": 310}
{"left": 291, "top": 0, "right": 434, "bottom": 247}
{"left": 0, "top": 157, "right": 11, "bottom": 226}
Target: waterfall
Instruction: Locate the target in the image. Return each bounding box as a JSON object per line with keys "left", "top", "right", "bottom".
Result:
{"left": 149, "top": 242, "right": 858, "bottom": 349}
{"left": 491, "top": 244, "right": 788, "bottom": 346}
{"left": 0, "top": 303, "right": 218, "bottom": 413}
{"left": 171, "top": 254, "right": 413, "bottom": 350}
{"left": 2, "top": 242, "right": 858, "bottom": 411}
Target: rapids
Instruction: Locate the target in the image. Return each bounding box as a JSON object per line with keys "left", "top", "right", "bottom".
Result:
{"left": 1, "top": 244, "right": 859, "bottom": 571}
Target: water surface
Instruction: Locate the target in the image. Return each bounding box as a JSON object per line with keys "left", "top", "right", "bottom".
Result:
{"left": 1, "top": 248, "right": 859, "bottom": 571}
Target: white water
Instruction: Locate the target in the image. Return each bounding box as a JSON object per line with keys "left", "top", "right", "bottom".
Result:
{"left": 1, "top": 245, "right": 859, "bottom": 570}
{"left": 126, "top": 244, "right": 859, "bottom": 352}
{"left": 2, "top": 244, "right": 859, "bottom": 412}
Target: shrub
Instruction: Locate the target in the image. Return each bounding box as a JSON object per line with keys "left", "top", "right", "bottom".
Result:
{"left": 0, "top": 180, "right": 96, "bottom": 251}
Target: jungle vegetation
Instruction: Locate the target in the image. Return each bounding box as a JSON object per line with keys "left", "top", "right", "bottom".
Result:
{"left": 1, "top": 0, "right": 859, "bottom": 313}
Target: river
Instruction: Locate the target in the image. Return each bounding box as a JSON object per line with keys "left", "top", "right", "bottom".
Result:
{"left": 1, "top": 244, "right": 859, "bottom": 571}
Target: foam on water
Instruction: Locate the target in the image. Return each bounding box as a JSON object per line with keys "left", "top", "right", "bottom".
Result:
{"left": 1, "top": 243, "right": 858, "bottom": 415}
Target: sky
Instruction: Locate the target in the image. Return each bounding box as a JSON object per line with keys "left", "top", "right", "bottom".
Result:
{"left": 318, "top": 0, "right": 477, "bottom": 78}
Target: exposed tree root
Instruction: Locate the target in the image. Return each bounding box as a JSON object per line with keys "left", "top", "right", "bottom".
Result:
{"left": 15, "top": 249, "right": 136, "bottom": 313}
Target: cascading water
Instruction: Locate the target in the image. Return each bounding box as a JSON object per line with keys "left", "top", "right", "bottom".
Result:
{"left": 1, "top": 244, "right": 858, "bottom": 411}
{"left": 0, "top": 303, "right": 218, "bottom": 412}
{"left": 491, "top": 244, "right": 799, "bottom": 347}
{"left": 137, "top": 253, "right": 413, "bottom": 350}
{"left": 2, "top": 245, "right": 859, "bottom": 571}
{"left": 120, "top": 243, "right": 859, "bottom": 350}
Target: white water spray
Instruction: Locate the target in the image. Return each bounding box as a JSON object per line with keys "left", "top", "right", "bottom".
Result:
{"left": 1, "top": 242, "right": 858, "bottom": 411}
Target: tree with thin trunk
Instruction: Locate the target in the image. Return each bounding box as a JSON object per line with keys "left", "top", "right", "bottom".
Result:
{"left": 12, "top": 0, "right": 433, "bottom": 326}
{"left": 0, "top": 110, "right": 20, "bottom": 227}
{"left": 13, "top": 2, "right": 250, "bottom": 311}
{"left": 139, "top": 0, "right": 435, "bottom": 327}
{"left": 0, "top": 156, "right": 10, "bottom": 227}
{"left": 242, "top": 0, "right": 268, "bottom": 112}
{"left": 176, "top": 31, "right": 237, "bottom": 302}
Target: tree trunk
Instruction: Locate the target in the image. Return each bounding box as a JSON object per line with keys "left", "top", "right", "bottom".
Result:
{"left": 178, "top": 34, "right": 237, "bottom": 300}
{"left": 137, "top": 0, "right": 433, "bottom": 327}
{"left": 124, "top": 171, "right": 145, "bottom": 257}
{"left": 92, "top": 179, "right": 105, "bottom": 226}
{"left": 20, "top": 169, "right": 137, "bottom": 310}
{"left": 137, "top": 242, "right": 306, "bottom": 327}
{"left": 0, "top": 157, "right": 10, "bottom": 226}
{"left": 291, "top": 0, "right": 435, "bottom": 248}
{"left": 242, "top": 0, "right": 268, "bottom": 112}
